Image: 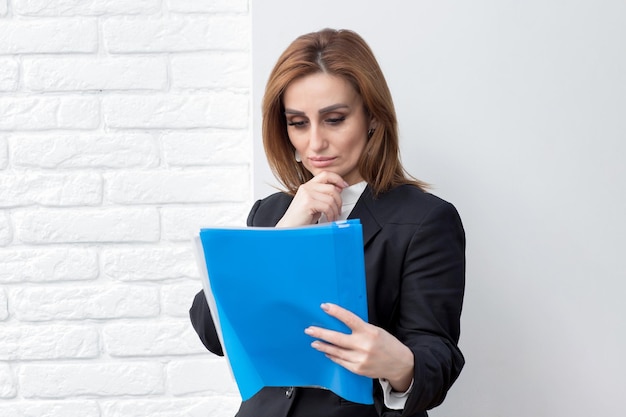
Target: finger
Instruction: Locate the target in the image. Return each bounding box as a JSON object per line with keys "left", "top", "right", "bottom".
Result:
{"left": 309, "top": 182, "right": 343, "bottom": 209}
{"left": 295, "top": 185, "right": 341, "bottom": 220}
{"left": 313, "top": 171, "right": 349, "bottom": 189}
{"left": 305, "top": 325, "right": 352, "bottom": 348}
{"left": 306, "top": 194, "right": 339, "bottom": 221}
{"left": 281, "top": 178, "right": 343, "bottom": 226}
{"left": 321, "top": 199, "right": 341, "bottom": 222}
{"left": 325, "top": 356, "right": 356, "bottom": 375}
{"left": 310, "top": 340, "right": 357, "bottom": 364}
{"left": 321, "top": 303, "right": 366, "bottom": 332}
{"left": 311, "top": 342, "right": 373, "bottom": 378}
{"left": 308, "top": 188, "right": 342, "bottom": 221}
{"left": 324, "top": 354, "right": 372, "bottom": 378}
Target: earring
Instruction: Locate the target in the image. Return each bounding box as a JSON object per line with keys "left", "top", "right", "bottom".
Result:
{"left": 295, "top": 150, "right": 302, "bottom": 162}
{"left": 368, "top": 128, "right": 375, "bottom": 138}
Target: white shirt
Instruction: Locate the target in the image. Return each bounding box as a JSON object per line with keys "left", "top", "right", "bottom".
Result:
{"left": 318, "top": 181, "right": 412, "bottom": 409}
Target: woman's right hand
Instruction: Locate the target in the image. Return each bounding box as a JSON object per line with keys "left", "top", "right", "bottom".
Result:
{"left": 276, "top": 171, "right": 349, "bottom": 228}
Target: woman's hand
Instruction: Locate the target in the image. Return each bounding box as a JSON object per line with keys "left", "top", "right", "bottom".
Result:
{"left": 276, "top": 172, "right": 349, "bottom": 227}
{"left": 304, "top": 303, "right": 415, "bottom": 392}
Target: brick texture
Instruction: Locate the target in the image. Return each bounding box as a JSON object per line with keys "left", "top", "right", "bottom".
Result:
{"left": 0, "top": 401, "right": 100, "bottom": 417}
{"left": 0, "top": 97, "right": 100, "bottom": 131}
{"left": 0, "top": 19, "right": 97, "bottom": 53}
{"left": 13, "top": 208, "right": 160, "bottom": 243}
{"left": 10, "top": 133, "right": 159, "bottom": 169}
{"left": 102, "top": 92, "right": 248, "bottom": 129}
{"left": 11, "top": 285, "right": 160, "bottom": 321}
{"left": 1, "top": 2, "right": 250, "bottom": 415}
{"left": 19, "top": 362, "right": 164, "bottom": 398}
{"left": 0, "top": 363, "right": 17, "bottom": 398}
{"left": 102, "top": 16, "right": 249, "bottom": 53}
{"left": 0, "top": 247, "right": 99, "bottom": 283}
{"left": 0, "top": 58, "right": 19, "bottom": 91}
{"left": 166, "top": 0, "right": 248, "bottom": 13}
{"left": 0, "top": 211, "right": 11, "bottom": 245}
{"left": 0, "top": 136, "right": 7, "bottom": 168}
{"left": 0, "top": 325, "right": 100, "bottom": 360}
{"left": 0, "top": 289, "right": 7, "bottom": 320}
{"left": 13, "top": 0, "right": 160, "bottom": 16}
{"left": 22, "top": 56, "right": 168, "bottom": 91}
{"left": 0, "top": 171, "right": 102, "bottom": 207}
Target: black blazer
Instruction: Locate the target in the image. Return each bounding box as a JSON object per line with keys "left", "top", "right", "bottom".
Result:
{"left": 190, "top": 184, "right": 465, "bottom": 417}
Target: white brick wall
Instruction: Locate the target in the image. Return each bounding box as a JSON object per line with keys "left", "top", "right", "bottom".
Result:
{"left": 0, "top": 96, "right": 100, "bottom": 130}
{"left": 22, "top": 56, "right": 168, "bottom": 91}
{"left": 1, "top": 1, "right": 250, "bottom": 415}
{"left": 0, "top": 58, "right": 18, "bottom": 91}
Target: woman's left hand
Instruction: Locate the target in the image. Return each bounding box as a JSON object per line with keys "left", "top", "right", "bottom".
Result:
{"left": 304, "top": 302, "right": 414, "bottom": 392}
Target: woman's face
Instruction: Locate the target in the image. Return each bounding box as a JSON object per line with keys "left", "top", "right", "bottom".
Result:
{"left": 282, "top": 72, "right": 372, "bottom": 185}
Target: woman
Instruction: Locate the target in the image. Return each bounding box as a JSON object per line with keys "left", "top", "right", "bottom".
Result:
{"left": 190, "top": 28, "right": 465, "bottom": 417}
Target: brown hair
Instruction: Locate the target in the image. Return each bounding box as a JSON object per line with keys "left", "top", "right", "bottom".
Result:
{"left": 262, "top": 28, "right": 427, "bottom": 196}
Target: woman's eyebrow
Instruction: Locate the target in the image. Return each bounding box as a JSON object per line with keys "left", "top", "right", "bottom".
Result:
{"left": 318, "top": 104, "right": 349, "bottom": 113}
{"left": 284, "top": 104, "right": 349, "bottom": 116}
{"left": 284, "top": 108, "right": 305, "bottom": 115}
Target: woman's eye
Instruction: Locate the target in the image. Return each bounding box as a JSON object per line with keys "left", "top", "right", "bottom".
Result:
{"left": 287, "top": 120, "right": 307, "bottom": 127}
{"left": 326, "top": 116, "right": 346, "bottom": 125}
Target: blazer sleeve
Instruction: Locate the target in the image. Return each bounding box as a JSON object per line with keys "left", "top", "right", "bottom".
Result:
{"left": 398, "top": 200, "right": 466, "bottom": 414}
{"left": 189, "top": 290, "right": 224, "bottom": 356}
{"left": 188, "top": 199, "right": 265, "bottom": 357}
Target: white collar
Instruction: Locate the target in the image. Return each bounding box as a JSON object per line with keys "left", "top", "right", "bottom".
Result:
{"left": 341, "top": 181, "right": 367, "bottom": 207}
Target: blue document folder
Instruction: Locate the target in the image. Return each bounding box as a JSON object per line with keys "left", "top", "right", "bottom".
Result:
{"left": 195, "top": 219, "right": 373, "bottom": 404}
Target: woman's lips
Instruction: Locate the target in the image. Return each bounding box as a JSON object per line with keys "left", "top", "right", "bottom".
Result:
{"left": 308, "top": 156, "right": 336, "bottom": 168}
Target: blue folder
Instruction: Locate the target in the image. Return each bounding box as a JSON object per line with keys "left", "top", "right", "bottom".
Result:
{"left": 195, "top": 219, "right": 373, "bottom": 404}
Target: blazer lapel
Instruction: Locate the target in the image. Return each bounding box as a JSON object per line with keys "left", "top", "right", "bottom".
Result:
{"left": 348, "top": 186, "right": 381, "bottom": 247}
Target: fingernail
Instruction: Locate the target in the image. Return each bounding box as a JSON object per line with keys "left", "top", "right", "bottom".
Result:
{"left": 320, "top": 303, "right": 330, "bottom": 311}
{"left": 304, "top": 327, "right": 313, "bottom": 335}
{"left": 343, "top": 181, "right": 349, "bottom": 187}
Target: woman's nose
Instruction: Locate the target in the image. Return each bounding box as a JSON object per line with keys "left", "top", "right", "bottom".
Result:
{"left": 309, "top": 125, "right": 327, "bottom": 151}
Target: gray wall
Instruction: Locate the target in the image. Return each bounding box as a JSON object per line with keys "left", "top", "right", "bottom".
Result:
{"left": 252, "top": 1, "right": 626, "bottom": 415}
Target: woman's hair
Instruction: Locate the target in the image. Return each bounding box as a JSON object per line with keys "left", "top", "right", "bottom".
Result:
{"left": 262, "top": 28, "right": 427, "bottom": 196}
